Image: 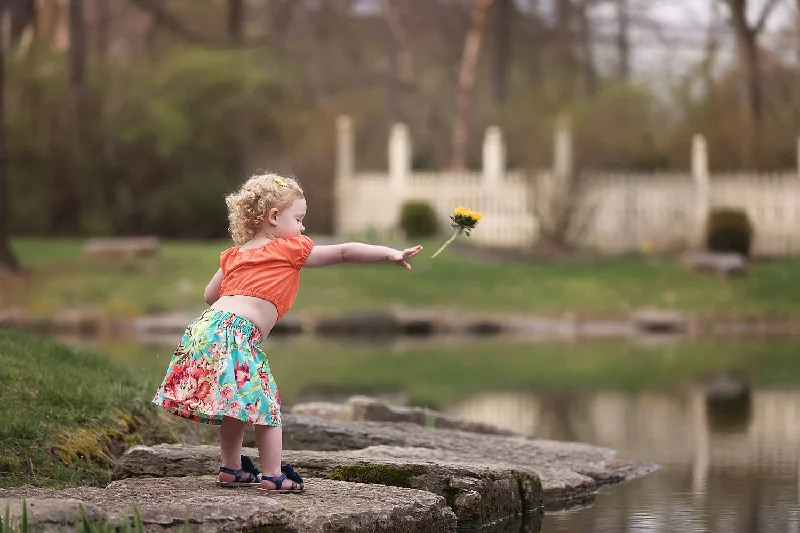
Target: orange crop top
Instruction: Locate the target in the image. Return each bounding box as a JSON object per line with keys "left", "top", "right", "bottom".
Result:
{"left": 218, "top": 236, "right": 315, "bottom": 319}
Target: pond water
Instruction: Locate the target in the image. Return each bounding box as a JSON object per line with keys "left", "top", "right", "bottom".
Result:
{"left": 62, "top": 335, "right": 800, "bottom": 533}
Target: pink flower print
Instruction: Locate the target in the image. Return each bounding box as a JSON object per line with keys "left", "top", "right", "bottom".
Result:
{"left": 245, "top": 402, "right": 258, "bottom": 421}
{"left": 234, "top": 361, "right": 250, "bottom": 390}
{"left": 269, "top": 400, "right": 279, "bottom": 418}
{"left": 208, "top": 342, "right": 221, "bottom": 359}
{"left": 233, "top": 327, "right": 245, "bottom": 346}
{"left": 220, "top": 387, "right": 235, "bottom": 401}
{"left": 225, "top": 401, "right": 242, "bottom": 417}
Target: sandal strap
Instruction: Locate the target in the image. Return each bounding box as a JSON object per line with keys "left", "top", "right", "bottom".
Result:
{"left": 262, "top": 473, "right": 288, "bottom": 490}
{"left": 219, "top": 466, "right": 258, "bottom": 483}
{"left": 219, "top": 467, "right": 244, "bottom": 482}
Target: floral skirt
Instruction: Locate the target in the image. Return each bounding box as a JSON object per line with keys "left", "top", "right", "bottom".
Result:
{"left": 152, "top": 308, "right": 281, "bottom": 426}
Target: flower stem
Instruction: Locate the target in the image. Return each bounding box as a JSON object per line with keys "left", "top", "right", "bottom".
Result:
{"left": 431, "top": 228, "right": 463, "bottom": 259}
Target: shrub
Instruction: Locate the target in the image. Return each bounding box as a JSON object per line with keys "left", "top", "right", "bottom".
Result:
{"left": 399, "top": 201, "right": 438, "bottom": 238}
{"left": 705, "top": 207, "right": 754, "bottom": 257}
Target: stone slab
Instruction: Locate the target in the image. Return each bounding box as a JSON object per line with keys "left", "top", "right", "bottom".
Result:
{"left": 120, "top": 444, "right": 542, "bottom": 526}
{"left": 290, "top": 395, "right": 518, "bottom": 436}
{"left": 119, "top": 415, "right": 657, "bottom": 511}
{"left": 279, "top": 415, "right": 657, "bottom": 507}
{"left": 0, "top": 476, "right": 456, "bottom": 533}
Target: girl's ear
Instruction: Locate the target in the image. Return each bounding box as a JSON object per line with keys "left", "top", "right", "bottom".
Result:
{"left": 267, "top": 207, "right": 280, "bottom": 225}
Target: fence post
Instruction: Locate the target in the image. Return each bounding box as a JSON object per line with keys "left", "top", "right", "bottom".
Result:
{"left": 691, "top": 134, "right": 710, "bottom": 248}
{"left": 482, "top": 126, "right": 505, "bottom": 189}
{"left": 336, "top": 115, "right": 354, "bottom": 181}
{"left": 389, "top": 123, "right": 411, "bottom": 191}
{"left": 334, "top": 115, "right": 354, "bottom": 236}
{"left": 554, "top": 114, "right": 573, "bottom": 184}
{"left": 388, "top": 123, "right": 411, "bottom": 236}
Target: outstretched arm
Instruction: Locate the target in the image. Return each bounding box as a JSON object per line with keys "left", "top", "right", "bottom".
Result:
{"left": 304, "top": 243, "right": 423, "bottom": 270}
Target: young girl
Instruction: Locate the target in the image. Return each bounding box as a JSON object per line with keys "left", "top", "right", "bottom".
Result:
{"left": 152, "top": 173, "right": 422, "bottom": 493}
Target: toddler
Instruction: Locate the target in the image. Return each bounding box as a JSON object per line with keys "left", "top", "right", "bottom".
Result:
{"left": 152, "top": 173, "right": 422, "bottom": 492}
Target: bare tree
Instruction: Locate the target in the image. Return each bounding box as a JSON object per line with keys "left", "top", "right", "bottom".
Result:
{"left": 615, "top": 0, "right": 630, "bottom": 81}
{"left": 553, "top": 0, "right": 578, "bottom": 97}
{"left": 493, "top": 0, "right": 512, "bottom": 105}
{"left": 532, "top": 117, "right": 596, "bottom": 253}
{"left": 0, "top": 3, "right": 21, "bottom": 272}
{"left": 127, "top": 0, "right": 277, "bottom": 48}
{"left": 576, "top": 0, "right": 597, "bottom": 96}
{"left": 69, "top": 0, "right": 86, "bottom": 96}
{"left": 451, "top": 0, "right": 496, "bottom": 171}
{"left": 722, "top": 0, "right": 782, "bottom": 164}
{"left": 8, "top": 0, "right": 36, "bottom": 46}
{"left": 228, "top": 0, "right": 243, "bottom": 43}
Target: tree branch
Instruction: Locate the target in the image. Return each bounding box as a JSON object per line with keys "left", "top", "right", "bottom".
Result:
{"left": 754, "top": 0, "right": 781, "bottom": 33}
{"left": 126, "top": 0, "right": 276, "bottom": 48}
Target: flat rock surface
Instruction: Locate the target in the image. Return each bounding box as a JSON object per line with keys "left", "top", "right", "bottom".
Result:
{"left": 120, "top": 444, "right": 543, "bottom": 525}
{"left": 289, "top": 395, "right": 518, "bottom": 436}
{"left": 121, "top": 415, "right": 658, "bottom": 510}
{"left": 281, "top": 415, "right": 657, "bottom": 496}
{"left": 0, "top": 477, "right": 456, "bottom": 533}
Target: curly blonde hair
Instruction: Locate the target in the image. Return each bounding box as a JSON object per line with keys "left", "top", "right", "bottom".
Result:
{"left": 225, "top": 173, "right": 305, "bottom": 245}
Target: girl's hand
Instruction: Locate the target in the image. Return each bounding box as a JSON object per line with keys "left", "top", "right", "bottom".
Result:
{"left": 387, "top": 245, "right": 423, "bottom": 270}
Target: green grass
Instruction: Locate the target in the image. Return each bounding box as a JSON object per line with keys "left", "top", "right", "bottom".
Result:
{"left": 1, "top": 502, "right": 191, "bottom": 533}
{"left": 0, "top": 330, "right": 174, "bottom": 489}
{"left": 3, "top": 238, "right": 800, "bottom": 318}
{"left": 78, "top": 336, "right": 800, "bottom": 409}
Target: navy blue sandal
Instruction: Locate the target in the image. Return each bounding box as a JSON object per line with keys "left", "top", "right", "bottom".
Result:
{"left": 281, "top": 464, "right": 304, "bottom": 488}
{"left": 259, "top": 472, "right": 304, "bottom": 493}
{"left": 216, "top": 455, "right": 262, "bottom": 488}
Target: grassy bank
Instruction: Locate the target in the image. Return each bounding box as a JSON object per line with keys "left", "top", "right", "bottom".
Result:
{"left": 0, "top": 331, "right": 174, "bottom": 489}
{"left": 2, "top": 238, "right": 800, "bottom": 319}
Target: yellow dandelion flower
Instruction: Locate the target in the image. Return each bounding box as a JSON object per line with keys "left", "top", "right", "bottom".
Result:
{"left": 432, "top": 205, "right": 483, "bottom": 259}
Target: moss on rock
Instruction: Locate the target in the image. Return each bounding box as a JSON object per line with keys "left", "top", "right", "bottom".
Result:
{"left": 328, "top": 465, "right": 418, "bottom": 488}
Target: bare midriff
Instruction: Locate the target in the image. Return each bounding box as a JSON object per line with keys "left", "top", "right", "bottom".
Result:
{"left": 211, "top": 295, "right": 279, "bottom": 339}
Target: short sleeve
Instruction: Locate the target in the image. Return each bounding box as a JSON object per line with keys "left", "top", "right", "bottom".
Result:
{"left": 278, "top": 236, "right": 315, "bottom": 269}
{"left": 219, "top": 246, "right": 238, "bottom": 271}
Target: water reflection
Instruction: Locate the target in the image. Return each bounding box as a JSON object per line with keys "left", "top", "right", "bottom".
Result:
{"left": 447, "top": 388, "right": 800, "bottom": 533}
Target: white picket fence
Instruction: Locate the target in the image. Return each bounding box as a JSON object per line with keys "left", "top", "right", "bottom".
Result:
{"left": 333, "top": 116, "right": 800, "bottom": 256}
{"left": 339, "top": 170, "right": 538, "bottom": 247}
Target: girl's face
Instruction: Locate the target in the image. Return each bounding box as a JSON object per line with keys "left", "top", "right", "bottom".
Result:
{"left": 265, "top": 198, "right": 306, "bottom": 239}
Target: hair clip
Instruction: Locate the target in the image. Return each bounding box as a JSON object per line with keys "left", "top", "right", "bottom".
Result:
{"left": 273, "top": 177, "right": 288, "bottom": 188}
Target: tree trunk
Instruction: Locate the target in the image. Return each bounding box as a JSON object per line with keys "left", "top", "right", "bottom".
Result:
{"left": 228, "top": 0, "right": 248, "bottom": 182}
{"left": 8, "top": 0, "right": 37, "bottom": 46}
{"left": 577, "top": 0, "right": 597, "bottom": 96}
{"left": 493, "top": 0, "right": 511, "bottom": 105}
{"left": 450, "top": 0, "right": 496, "bottom": 171}
{"left": 94, "top": 0, "right": 111, "bottom": 62}
{"left": 228, "top": 0, "right": 244, "bottom": 43}
{"left": 553, "top": 0, "right": 577, "bottom": 98}
{"left": 69, "top": 0, "right": 86, "bottom": 94}
{"left": 0, "top": 7, "right": 21, "bottom": 272}
{"left": 615, "top": 0, "right": 630, "bottom": 81}
{"left": 724, "top": 0, "right": 780, "bottom": 166}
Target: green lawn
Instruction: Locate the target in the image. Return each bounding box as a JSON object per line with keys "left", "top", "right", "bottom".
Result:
{"left": 2, "top": 238, "right": 800, "bottom": 318}
{"left": 0, "top": 330, "right": 173, "bottom": 488}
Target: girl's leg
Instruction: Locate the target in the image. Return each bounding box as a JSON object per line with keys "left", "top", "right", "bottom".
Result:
{"left": 218, "top": 415, "right": 248, "bottom": 482}
{"left": 254, "top": 424, "right": 285, "bottom": 488}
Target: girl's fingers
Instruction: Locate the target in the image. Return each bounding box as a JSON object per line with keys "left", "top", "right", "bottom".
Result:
{"left": 405, "top": 245, "right": 423, "bottom": 258}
